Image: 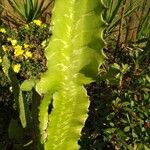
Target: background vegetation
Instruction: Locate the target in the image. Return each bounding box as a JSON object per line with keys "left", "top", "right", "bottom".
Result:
{"left": 0, "top": 0, "right": 149, "bottom": 149}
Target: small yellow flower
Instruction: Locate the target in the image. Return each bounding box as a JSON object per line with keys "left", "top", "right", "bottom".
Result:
{"left": 42, "top": 24, "right": 46, "bottom": 28}
{"left": 13, "top": 64, "right": 21, "bottom": 73}
{"left": 24, "top": 24, "right": 29, "bottom": 29}
{"left": 0, "top": 57, "right": 2, "bottom": 63}
{"left": 7, "top": 37, "right": 12, "bottom": 41}
{"left": 33, "top": 20, "right": 42, "bottom": 26}
{"left": 14, "top": 45, "right": 24, "bottom": 56}
{"left": 2, "top": 45, "right": 8, "bottom": 52}
{"left": 7, "top": 38, "right": 17, "bottom": 46}
{"left": 41, "top": 40, "right": 46, "bottom": 47}
{"left": 24, "top": 43, "right": 29, "bottom": 49}
{"left": 11, "top": 39, "right": 17, "bottom": 46}
{"left": 24, "top": 51, "right": 32, "bottom": 59}
{"left": 0, "top": 28, "right": 6, "bottom": 33}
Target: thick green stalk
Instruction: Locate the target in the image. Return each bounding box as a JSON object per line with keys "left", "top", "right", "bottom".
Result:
{"left": 36, "top": 0, "right": 105, "bottom": 149}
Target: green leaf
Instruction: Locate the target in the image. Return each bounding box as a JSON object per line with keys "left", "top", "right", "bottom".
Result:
{"left": 20, "top": 79, "right": 37, "bottom": 91}
{"left": 7, "top": 0, "right": 26, "bottom": 20}
{"left": 105, "top": 128, "right": 116, "bottom": 134}
{"left": 144, "top": 145, "right": 150, "bottom": 150}
{"left": 124, "top": 126, "right": 130, "bottom": 132}
{"left": 6, "top": 0, "right": 53, "bottom": 22}
{"left": 132, "top": 131, "right": 138, "bottom": 138}
{"left": 112, "top": 63, "right": 120, "bottom": 70}
{"left": 146, "top": 75, "right": 150, "bottom": 83}
{"left": 106, "top": 0, "right": 139, "bottom": 35}
{"left": 18, "top": 91, "right": 27, "bottom": 128}
{"left": 2, "top": 55, "right": 10, "bottom": 79}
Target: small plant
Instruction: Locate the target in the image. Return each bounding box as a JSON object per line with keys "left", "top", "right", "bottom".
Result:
{"left": 103, "top": 0, "right": 139, "bottom": 37}
{"left": 1, "top": 0, "right": 53, "bottom": 24}
{"left": 0, "top": 20, "right": 51, "bottom": 79}
{"left": 80, "top": 50, "right": 150, "bottom": 149}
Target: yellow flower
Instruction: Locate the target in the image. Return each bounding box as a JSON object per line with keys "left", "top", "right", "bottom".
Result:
{"left": 24, "top": 24, "right": 29, "bottom": 29}
{"left": 33, "top": 20, "right": 42, "bottom": 26}
{"left": 0, "top": 57, "right": 2, "bottom": 63}
{"left": 24, "top": 43, "right": 29, "bottom": 49}
{"left": 0, "top": 28, "right": 6, "bottom": 33}
{"left": 14, "top": 45, "right": 24, "bottom": 56}
{"left": 11, "top": 39, "right": 17, "bottom": 46}
{"left": 24, "top": 51, "right": 32, "bottom": 59}
{"left": 7, "top": 38, "right": 17, "bottom": 46}
{"left": 2, "top": 45, "right": 8, "bottom": 52}
{"left": 42, "top": 24, "right": 46, "bottom": 28}
{"left": 7, "top": 37, "right": 12, "bottom": 41}
{"left": 41, "top": 40, "right": 46, "bottom": 47}
{"left": 13, "top": 64, "right": 21, "bottom": 73}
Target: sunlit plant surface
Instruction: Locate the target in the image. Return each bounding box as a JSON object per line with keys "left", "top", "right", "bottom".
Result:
{"left": 0, "top": 0, "right": 150, "bottom": 149}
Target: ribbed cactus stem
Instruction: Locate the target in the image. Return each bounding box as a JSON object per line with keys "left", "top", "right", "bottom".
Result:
{"left": 36, "top": 0, "right": 105, "bottom": 149}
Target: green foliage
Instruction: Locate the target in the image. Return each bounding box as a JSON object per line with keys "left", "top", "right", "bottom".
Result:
{"left": 36, "top": 0, "right": 105, "bottom": 149}
{"left": 5, "top": 0, "right": 53, "bottom": 23}
{"left": 79, "top": 1, "right": 150, "bottom": 149}
{"left": 0, "top": 20, "right": 51, "bottom": 149}
{"left": 137, "top": 8, "right": 150, "bottom": 39}
{"left": 0, "top": 0, "right": 4, "bottom": 18}
{"left": 80, "top": 35, "right": 150, "bottom": 150}
{"left": 0, "top": 20, "right": 50, "bottom": 79}
{"left": 103, "top": 0, "right": 139, "bottom": 36}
